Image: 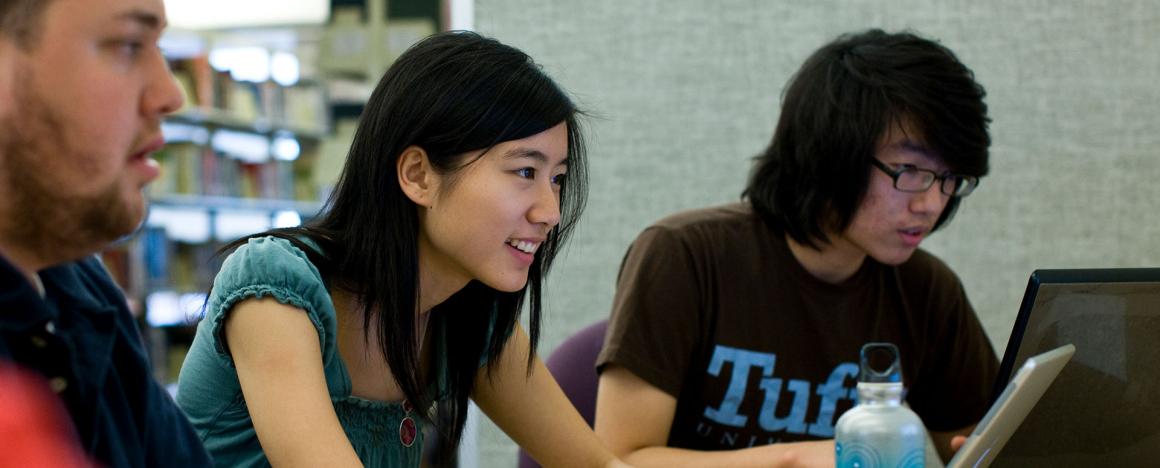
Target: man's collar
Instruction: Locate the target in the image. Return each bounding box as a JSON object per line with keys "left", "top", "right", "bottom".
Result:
{"left": 0, "top": 254, "right": 53, "bottom": 330}
{"left": 29, "top": 272, "right": 45, "bottom": 298}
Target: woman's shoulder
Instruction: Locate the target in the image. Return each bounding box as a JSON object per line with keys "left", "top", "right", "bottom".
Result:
{"left": 220, "top": 236, "right": 323, "bottom": 281}
{"left": 207, "top": 235, "right": 332, "bottom": 319}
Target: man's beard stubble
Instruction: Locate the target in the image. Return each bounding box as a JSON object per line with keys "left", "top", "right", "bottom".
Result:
{"left": 0, "top": 71, "right": 144, "bottom": 267}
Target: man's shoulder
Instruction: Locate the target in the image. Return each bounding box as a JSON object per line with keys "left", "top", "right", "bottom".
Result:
{"left": 0, "top": 254, "right": 41, "bottom": 308}
{"left": 893, "top": 248, "right": 965, "bottom": 293}
{"left": 629, "top": 202, "right": 772, "bottom": 259}
{"left": 48, "top": 256, "right": 129, "bottom": 306}
{"left": 649, "top": 202, "right": 757, "bottom": 233}
{"left": 898, "top": 248, "right": 956, "bottom": 276}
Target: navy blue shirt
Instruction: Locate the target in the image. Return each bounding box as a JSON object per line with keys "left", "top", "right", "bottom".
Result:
{"left": 0, "top": 254, "right": 210, "bottom": 467}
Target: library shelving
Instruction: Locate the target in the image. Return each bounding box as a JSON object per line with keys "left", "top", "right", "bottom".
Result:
{"left": 100, "top": 0, "right": 442, "bottom": 387}
{"left": 104, "top": 46, "right": 331, "bottom": 384}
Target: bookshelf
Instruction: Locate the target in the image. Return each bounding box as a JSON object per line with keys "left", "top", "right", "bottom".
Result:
{"left": 95, "top": 0, "right": 442, "bottom": 387}
{"left": 114, "top": 43, "right": 331, "bottom": 384}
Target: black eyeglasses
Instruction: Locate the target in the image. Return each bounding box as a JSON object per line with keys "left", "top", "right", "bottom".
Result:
{"left": 870, "top": 159, "right": 979, "bottom": 197}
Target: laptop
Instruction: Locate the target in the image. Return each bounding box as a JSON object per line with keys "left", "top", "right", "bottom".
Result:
{"left": 946, "top": 344, "right": 1075, "bottom": 468}
{"left": 983, "top": 268, "right": 1160, "bottom": 467}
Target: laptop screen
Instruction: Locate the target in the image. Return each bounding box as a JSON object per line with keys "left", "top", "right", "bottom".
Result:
{"left": 990, "top": 268, "right": 1160, "bottom": 467}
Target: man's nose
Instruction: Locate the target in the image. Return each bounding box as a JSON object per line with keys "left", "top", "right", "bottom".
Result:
{"left": 911, "top": 181, "right": 949, "bottom": 215}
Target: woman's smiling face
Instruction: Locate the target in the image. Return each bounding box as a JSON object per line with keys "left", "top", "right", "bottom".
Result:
{"left": 418, "top": 122, "right": 569, "bottom": 295}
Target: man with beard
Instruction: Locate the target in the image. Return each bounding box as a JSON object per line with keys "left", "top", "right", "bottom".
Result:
{"left": 0, "top": 0, "right": 210, "bottom": 465}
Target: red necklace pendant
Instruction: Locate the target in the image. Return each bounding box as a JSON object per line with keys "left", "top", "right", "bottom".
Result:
{"left": 399, "top": 417, "right": 417, "bottom": 447}
{"left": 400, "top": 400, "right": 417, "bottom": 447}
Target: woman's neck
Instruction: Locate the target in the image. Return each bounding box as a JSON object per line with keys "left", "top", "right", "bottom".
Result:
{"left": 417, "top": 263, "right": 469, "bottom": 314}
{"left": 415, "top": 235, "right": 472, "bottom": 314}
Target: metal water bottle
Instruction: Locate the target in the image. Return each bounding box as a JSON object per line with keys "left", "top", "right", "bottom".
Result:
{"left": 834, "top": 342, "right": 925, "bottom": 468}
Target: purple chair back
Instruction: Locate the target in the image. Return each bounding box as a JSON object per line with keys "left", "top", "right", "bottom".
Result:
{"left": 516, "top": 320, "right": 609, "bottom": 468}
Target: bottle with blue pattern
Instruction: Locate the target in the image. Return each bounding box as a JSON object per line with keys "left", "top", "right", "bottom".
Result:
{"left": 834, "top": 342, "right": 925, "bottom": 468}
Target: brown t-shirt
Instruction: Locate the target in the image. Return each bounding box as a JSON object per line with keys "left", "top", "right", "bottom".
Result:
{"left": 597, "top": 203, "right": 998, "bottom": 450}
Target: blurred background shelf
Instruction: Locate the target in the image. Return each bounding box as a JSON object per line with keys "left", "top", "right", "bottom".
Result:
{"left": 96, "top": 0, "right": 440, "bottom": 388}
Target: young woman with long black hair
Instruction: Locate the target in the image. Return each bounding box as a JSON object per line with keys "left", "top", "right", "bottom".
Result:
{"left": 176, "top": 31, "right": 623, "bottom": 468}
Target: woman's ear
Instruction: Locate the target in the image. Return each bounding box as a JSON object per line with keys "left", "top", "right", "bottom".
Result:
{"left": 397, "top": 146, "right": 437, "bottom": 207}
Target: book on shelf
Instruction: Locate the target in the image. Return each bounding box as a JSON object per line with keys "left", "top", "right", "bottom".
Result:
{"left": 153, "top": 141, "right": 314, "bottom": 202}
{"left": 258, "top": 81, "right": 283, "bottom": 126}
{"left": 98, "top": 247, "right": 133, "bottom": 294}
{"left": 169, "top": 55, "right": 215, "bottom": 109}
{"left": 172, "top": 71, "right": 198, "bottom": 114}
{"left": 226, "top": 80, "right": 260, "bottom": 122}
{"left": 284, "top": 83, "right": 329, "bottom": 132}
{"left": 152, "top": 143, "right": 205, "bottom": 196}
{"left": 145, "top": 51, "right": 326, "bottom": 327}
{"left": 141, "top": 227, "right": 171, "bottom": 290}
{"left": 168, "top": 54, "right": 327, "bottom": 135}
{"left": 141, "top": 228, "right": 223, "bottom": 295}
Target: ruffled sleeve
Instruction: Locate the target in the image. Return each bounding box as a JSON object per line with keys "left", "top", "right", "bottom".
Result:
{"left": 204, "top": 236, "right": 336, "bottom": 367}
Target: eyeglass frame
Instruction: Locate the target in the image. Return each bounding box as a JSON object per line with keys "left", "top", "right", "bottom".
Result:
{"left": 869, "top": 159, "right": 980, "bottom": 197}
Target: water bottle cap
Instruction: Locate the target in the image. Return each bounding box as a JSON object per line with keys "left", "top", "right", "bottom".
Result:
{"left": 859, "top": 342, "right": 903, "bottom": 384}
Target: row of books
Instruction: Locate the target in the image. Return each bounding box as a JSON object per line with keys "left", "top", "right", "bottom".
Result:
{"left": 140, "top": 229, "right": 223, "bottom": 294}
{"left": 151, "top": 142, "right": 316, "bottom": 202}
{"left": 98, "top": 230, "right": 221, "bottom": 325}
{"left": 113, "top": 53, "right": 328, "bottom": 335}
{"left": 170, "top": 56, "right": 328, "bottom": 135}
{"left": 138, "top": 229, "right": 223, "bottom": 328}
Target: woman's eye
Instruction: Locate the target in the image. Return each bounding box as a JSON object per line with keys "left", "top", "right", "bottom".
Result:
{"left": 551, "top": 173, "right": 567, "bottom": 185}
{"left": 516, "top": 168, "right": 535, "bottom": 179}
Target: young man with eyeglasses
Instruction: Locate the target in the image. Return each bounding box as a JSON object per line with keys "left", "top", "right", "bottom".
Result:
{"left": 595, "top": 29, "right": 997, "bottom": 467}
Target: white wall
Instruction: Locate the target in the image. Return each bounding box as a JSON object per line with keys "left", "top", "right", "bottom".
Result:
{"left": 472, "top": 1, "right": 1160, "bottom": 465}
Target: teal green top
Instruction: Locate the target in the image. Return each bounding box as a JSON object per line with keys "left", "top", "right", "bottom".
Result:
{"left": 176, "top": 236, "right": 477, "bottom": 468}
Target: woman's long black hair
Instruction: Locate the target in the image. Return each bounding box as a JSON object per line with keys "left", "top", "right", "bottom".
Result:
{"left": 219, "top": 31, "right": 587, "bottom": 461}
